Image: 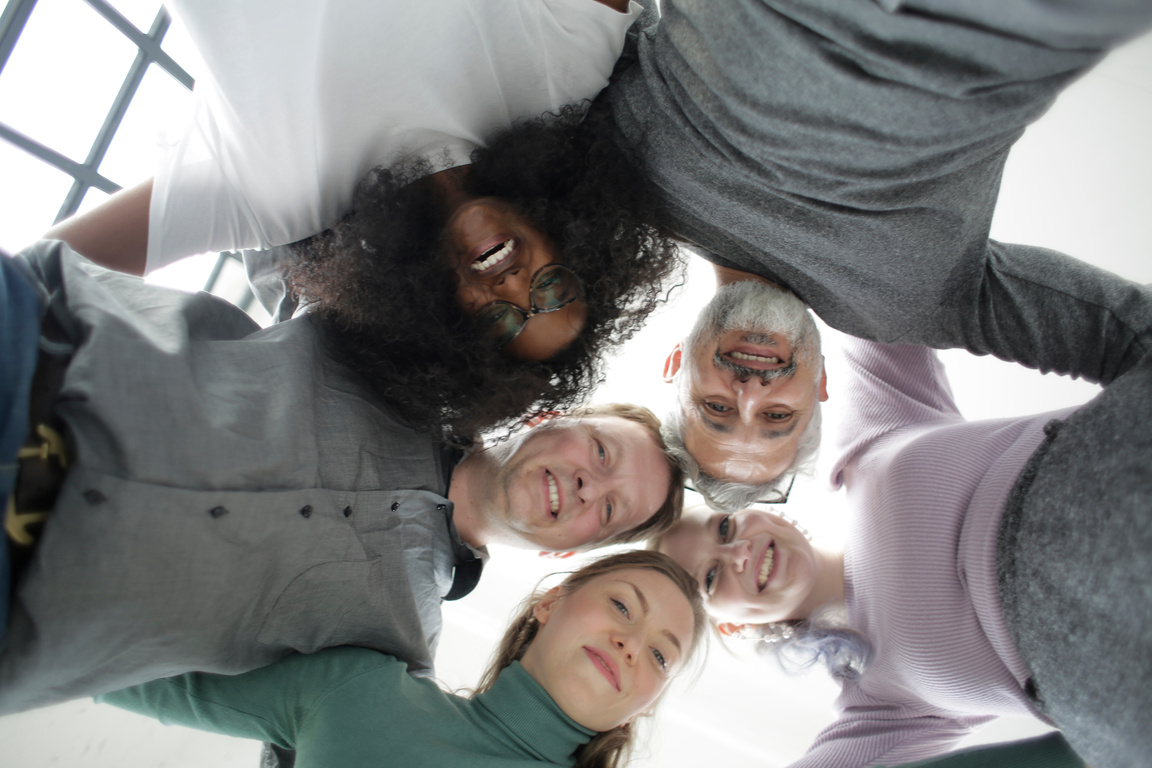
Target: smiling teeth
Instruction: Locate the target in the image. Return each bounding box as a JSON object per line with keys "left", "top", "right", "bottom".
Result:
{"left": 546, "top": 472, "right": 559, "bottom": 517}
{"left": 731, "top": 351, "right": 781, "bottom": 364}
{"left": 758, "top": 544, "right": 775, "bottom": 589}
{"left": 471, "top": 239, "right": 515, "bottom": 272}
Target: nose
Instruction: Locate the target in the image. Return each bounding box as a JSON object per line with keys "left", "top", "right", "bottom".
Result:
{"left": 489, "top": 267, "right": 532, "bottom": 310}
{"left": 612, "top": 629, "right": 641, "bottom": 665}
{"left": 735, "top": 381, "right": 771, "bottom": 423}
{"left": 574, "top": 470, "right": 607, "bottom": 509}
{"left": 725, "top": 537, "right": 752, "bottom": 574}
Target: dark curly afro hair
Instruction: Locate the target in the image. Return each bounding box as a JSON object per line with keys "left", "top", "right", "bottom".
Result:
{"left": 287, "top": 101, "right": 682, "bottom": 443}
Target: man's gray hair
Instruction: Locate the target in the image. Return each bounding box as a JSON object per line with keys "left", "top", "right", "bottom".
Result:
{"left": 662, "top": 402, "right": 822, "bottom": 512}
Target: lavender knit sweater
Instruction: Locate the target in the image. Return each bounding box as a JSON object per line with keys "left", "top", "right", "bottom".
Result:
{"left": 793, "top": 339, "right": 1073, "bottom": 768}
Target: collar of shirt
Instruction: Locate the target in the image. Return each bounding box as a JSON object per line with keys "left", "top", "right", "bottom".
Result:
{"left": 440, "top": 442, "right": 487, "bottom": 600}
{"left": 473, "top": 660, "right": 595, "bottom": 763}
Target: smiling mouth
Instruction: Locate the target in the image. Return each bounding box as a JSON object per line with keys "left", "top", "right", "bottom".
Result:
{"left": 471, "top": 237, "right": 517, "bottom": 273}
{"left": 757, "top": 542, "right": 776, "bottom": 591}
{"left": 715, "top": 348, "right": 797, "bottom": 381}
{"left": 545, "top": 470, "right": 560, "bottom": 519}
{"left": 584, "top": 647, "right": 620, "bottom": 691}
{"left": 729, "top": 350, "right": 781, "bottom": 365}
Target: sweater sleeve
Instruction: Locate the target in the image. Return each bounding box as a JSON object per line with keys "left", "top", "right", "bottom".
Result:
{"left": 877, "top": 732, "right": 1083, "bottom": 768}
{"left": 97, "top": 648, "right": 400, "bottom": 748}
{"left": 789, "top": 707, "right": 981, "bottom": 768}
{"left": 831, "top": 337, "right": 962, "bottom": 488}
{"left": 910, "top": 240, "right": 1152, "bottom": 387}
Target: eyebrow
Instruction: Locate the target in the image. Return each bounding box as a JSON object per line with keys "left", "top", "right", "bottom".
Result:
{"left": 626, "top": 581, "right": 649, "bottom": 613}
{"left": 624, "top": 580, "right": 682, "bottom": 654}
{"left": 763, "top": 420, "right": 799, "bottom": 439}
{"left": 699, "top": 413, "right": 733, "bottom": 434}
{"left": 697, "top": 409, "right": 799, "bottom": 439}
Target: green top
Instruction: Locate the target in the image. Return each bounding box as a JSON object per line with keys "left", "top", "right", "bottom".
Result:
{"left": 100, "top": 648, "right": 596, "bottom": 767}
{"left": 881, "top": 733, "right": 1084, "bottom": 768}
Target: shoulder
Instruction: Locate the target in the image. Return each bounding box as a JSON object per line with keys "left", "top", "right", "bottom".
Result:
{"left": 286, "top": 648, "right": 432, "bottom": 701}
{"left": 534, "top": 0, "right": 639, "bottom": 57}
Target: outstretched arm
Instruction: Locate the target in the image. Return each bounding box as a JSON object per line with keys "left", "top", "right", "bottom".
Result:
{"left": 98, "top": 648, "right": 402, "bottom": 748}
{"left": 830, "top": 338, "right": 962, "bottom": 489}
{"left": 43, "top": 179, "right": 152, "bottom": 276}
{"left": 912, "top": 240, "right": 1151, "bottom": 388}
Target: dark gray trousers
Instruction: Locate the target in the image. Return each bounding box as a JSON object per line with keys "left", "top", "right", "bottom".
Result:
{"left": 999, "top": 347, "right": 1152, "bottom": 768}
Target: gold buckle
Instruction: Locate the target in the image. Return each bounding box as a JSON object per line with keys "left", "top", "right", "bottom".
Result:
{"left": 6, "top": 496, "right": 47, "bottom": 547}
{"left": 8, "top": 423, "right": 68, "bottom": 547}
{"left": 17, "top": 424, "right": 68, "bottom": 468}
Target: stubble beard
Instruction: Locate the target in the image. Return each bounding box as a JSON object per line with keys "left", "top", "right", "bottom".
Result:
{"left": 479, "top": 429, "right": 544, "bottom": 545}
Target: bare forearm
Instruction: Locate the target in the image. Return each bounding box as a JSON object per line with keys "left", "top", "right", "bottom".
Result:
{"left": 44, "top": 178, "right": 152, "bottom": 276}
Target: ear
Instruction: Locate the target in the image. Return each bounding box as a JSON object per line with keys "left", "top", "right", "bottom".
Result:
{"left": 532, "top": 586, "right": 566, "bottom": 625}
{"left": 663, "top": 343, "right": 683, "bottom": 383}
{"left": 537, "top": 550, "right": 577, "bottom": 559}
{"left": 817, "top": 357, "right": 829, "bottom": 402}
{"left": 523, "top": 410, "right": 561, "bottom": 428}
{"left": 716, "top": 622, "right": 750, "bottom": 638}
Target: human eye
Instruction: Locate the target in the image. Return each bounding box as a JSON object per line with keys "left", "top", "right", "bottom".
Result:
{"left": 596, "top": 439, "right": 607, "bottom": 464}
{"left": 703, "top": 565, "right": 718, "bottom": 595}
{"left": 651, "top": 646, "right": 668, "bottom": 672}
{"left": 704, "top": 401, "right": 731, "bottom": 414}
{"left": 605, "top": 499, "right": 613, "bottom": 525}
{"left": 536, "top": 270, "right": 563, "bottom": 293}
{"left": 479, "top": 302, "right": 510, "bottom": 323}
{"left": 717, "top": 514, "right": 732, "bottom": 541}
{"left": 611, "top": 598, "right": 630, "bottom": 618}
{"left": 766, "top": 411, "right": 792, "bottom": 422}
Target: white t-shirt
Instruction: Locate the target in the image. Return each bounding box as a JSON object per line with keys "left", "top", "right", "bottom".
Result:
{"left": 147, "top": 0, "right": 639, "bottom": 272}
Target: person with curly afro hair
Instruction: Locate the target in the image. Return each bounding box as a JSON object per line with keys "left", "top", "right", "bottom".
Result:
{"left": 43, "top": 0, "right": 683, "bottom": 444}
{"left": 287, "top": 102, "right": 682, "bottom": 442}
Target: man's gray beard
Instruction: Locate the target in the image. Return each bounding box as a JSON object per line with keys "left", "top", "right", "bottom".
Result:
{"left": 685, "top": 280, "right": 821, "bottom": 382}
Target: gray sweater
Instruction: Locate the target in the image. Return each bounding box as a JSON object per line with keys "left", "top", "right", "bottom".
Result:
{"left": 607, "top": 0, "right": 1152, "bottom": 375}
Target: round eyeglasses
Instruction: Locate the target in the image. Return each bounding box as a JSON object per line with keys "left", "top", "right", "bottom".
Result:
{"left": 478, "top": 263, "right": 585, "bottom": 348}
